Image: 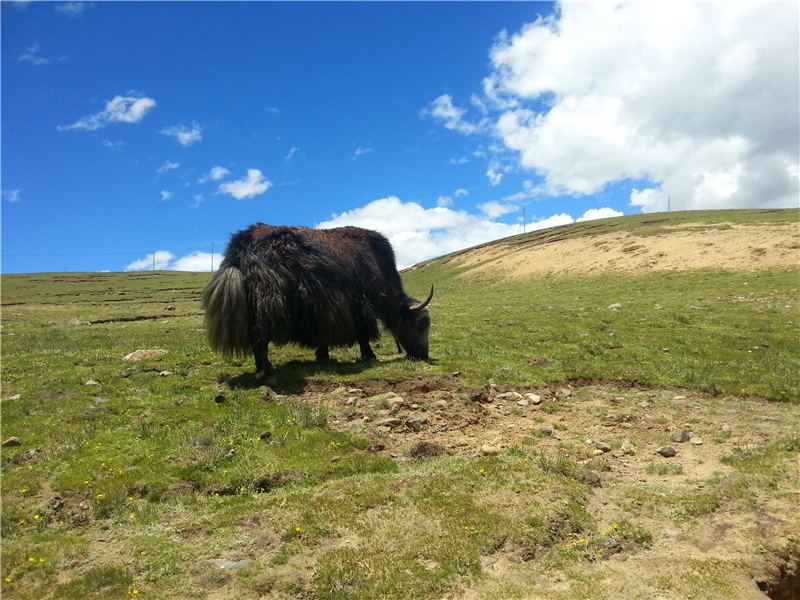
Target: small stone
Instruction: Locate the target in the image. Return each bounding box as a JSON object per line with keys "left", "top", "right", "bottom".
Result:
{"left": 122, "top": 349, "right": 167, "bottom": 361}
{"left": 517, "top": 399, "right": 529, "bottom": 407}
{"left": 582, "top": 469, "right": 602, "bottom": 487}
{"left": 208, "top": 559, "right": 252, "bottom": 571}
{"left": 557, "top": 388, "right": 572, "bottom": 399}
{"left": 690, "top": 436, "right": 703, "bottom": 445}
{"left": 375, "top": 418, "right": 402, "bottom": 428}
{"left": 164, "top": 305, "right": 176, "bottom": 311}
{"left": 608, "top": 303, "right": 622, "bottom": 309}
{"left": 539, "top": 425, "right": 553, "bottom": 436}
{"left": 594, "top": 441, "right": 612, "bottom": 453}
{"left": 663, "top": 530, "right": 680, "bottom": 538}
{"left": 411, "top": 403, "right": 419, "bottom": 409}
{"left": 431, "top": 400, "right": 449, "bottom": 409}
{"left": 375, "top": 426, "right": 391, "bottom": 434}
{"left": 620, "top": 440, "right": 636, "bottom": 455}
{"left": 159, "top": 371, "right": 173, "bottom": 377}
{"left": 672, "top": 430, "right": 690, "bottom": 443}
{"left": 721, "top": 424, "right": 732, "bottom": 434}
{"left": 85, "top": 379, "right": 101, "bottom": 387}
{"left": 658, "top": 446, "right": 677, "bottom": 457}
{"left": 482, "top": 558, "right": 498, "bottom": 568}
{"left": 525, "top": 393, "right": 542, "bottom": 405}
{"left": 348, "top": 388, "right": 364, "bottom": 395}
{"left": 330, "top": 456, "right": 341, "bottom": 463}
{"left": 406, "top": 418, "right": 424, "bottom": 432}
{"left": 592, "top": 449, "right": 605, "bottom": 456}
{"left": 480, "top": 445, "right": 502, "bottom": 456}
{"left": 8, "top": 394, "right": 21, "bottom": 401}
{"left": 2, "top": 437, "right": 23, "bottom": 447}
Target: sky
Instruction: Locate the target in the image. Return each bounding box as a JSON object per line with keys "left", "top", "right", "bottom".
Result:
{"left": 2, "top": 1, "right": 798, "bottom": 274}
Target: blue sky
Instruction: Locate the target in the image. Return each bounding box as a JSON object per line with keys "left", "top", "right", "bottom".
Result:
{"left": 2, "top": 1, "right": 798, "bottom": 273}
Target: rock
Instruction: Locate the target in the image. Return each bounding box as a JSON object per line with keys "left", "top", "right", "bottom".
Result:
{"left": 480, "top": 445, "right": 502, "bottom": 456}
{"left": 431, "top": 400, "right": 449, "bottom": 409}
{"left": 582, "top": 469, "right": 602, "bottom": 487}
{"left": 592, "top": 449, "right": 605, "bottom": 456}
{"left": 690, "top": 436, "right": 703, "bottom": 445}
{"left": 375, "top": 418, "right": 402, "bottom": 428}
{"left": 79, "top": 406, "right": 111, "bottom": 420}
{"left": 672, "top": 429, "right": 690, "bottom": 443}
{"left": 517, "top": 399, "right": 529, "bottom": 407}
{"left": 164, "top": 306, "right": 176, "bottom": 311}
{"left": 409, "top": 441, "right": 446, "bottom": 458}
{"left": 556, "top": 388, "right": 572, "bottom": 399}
{"left": 85, "top": 379, "right": 101, "bottom": 387}
{"left": 620, "top": 440, "right": 636, "bottom": 455}
{"left": 406, "top": 418, "right": 424, "bottom": 432}
{"left": 375, "top": 426, "right": 392, "bottom": 434}
{"left": 608, "top": 303, "right": 622, "bottom": 309}
{"left": 123, "top": 349, "right": 167, "bottom": 361}
{"left": 330, "top": 456, "right": 341, "bottom": 463}
{"left": 721, "top": 424, "right": 732, "bottom": 434}
{"left": 131, "top": 388, "right": 151, "bottom": 396}
{"left": 482, "top": 557, "right": 498, "bottom": 568}
{"left": 2, "top": 437, "right": 23, "bottom": 447}
{"left": 594, "top": 441, "right": 612, "bottom": 453}
{"left": 8, "top": 394, "right": 21, "bottom": 401}
{"left": 208, "top": 559, "right": 252, "bottom": 571}
{"left": 539, "top": 425, "right": 554, "bottom": 436}
{"left": 663, "top": 529, "right": 680, "bottom": 538}
{"left": 525, "top": 393, "right": 542, "bottom": 405}
{"left": 495, "top": 392, "right": 523, "bottom": 401}
{"left": 159, "top": 371, "right": 173, "bottom": 377}
{"left": 658, "top": 446, "right": 677, "bottom": 457}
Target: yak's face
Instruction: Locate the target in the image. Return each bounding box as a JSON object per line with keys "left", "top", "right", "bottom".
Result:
{"left": 396, "top": 287, "right": 434, "bottom": 361}
{"left": 397, "top": 308, "right": 431, "bottom": 361}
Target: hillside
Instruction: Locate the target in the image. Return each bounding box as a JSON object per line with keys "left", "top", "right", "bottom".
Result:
{"left": 408, "top": 208, "right": 799, "bottom": 279}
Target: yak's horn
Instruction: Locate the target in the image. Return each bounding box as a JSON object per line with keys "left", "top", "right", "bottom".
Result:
{"left": 409, "top": 286, "right": 434, "bottom": 312}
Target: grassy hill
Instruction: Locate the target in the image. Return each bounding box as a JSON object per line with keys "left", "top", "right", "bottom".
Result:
{"left": 1, "top": 209, "right": 798, "bottom": 599}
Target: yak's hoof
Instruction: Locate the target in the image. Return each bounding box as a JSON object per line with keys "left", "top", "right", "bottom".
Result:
{"left": 255, "top": 371, "right": 278, "bottom": 387}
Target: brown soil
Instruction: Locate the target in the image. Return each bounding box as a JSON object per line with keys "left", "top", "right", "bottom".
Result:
{"left": 452, "top": 221, "right": 799, "bottom": 278}
{"left": 284, "top": 375, "right": 799, "bottom": 600}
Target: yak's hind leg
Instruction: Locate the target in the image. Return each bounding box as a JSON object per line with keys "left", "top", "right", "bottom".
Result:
{"left": 251, "top": 338, "right": 276, "bottom": 385}
{"left": 357, "top": 339, "right": 378, "bottom": 363}
{"left": 315, "top": 347, "right": 330, "bottom": 363}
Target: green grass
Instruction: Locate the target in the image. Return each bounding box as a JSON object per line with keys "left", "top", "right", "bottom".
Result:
{"left": 1, "top": 209, "right": 798, "bottom": 599}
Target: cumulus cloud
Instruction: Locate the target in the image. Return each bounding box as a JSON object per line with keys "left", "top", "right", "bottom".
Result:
{"left": 429, "top": 2, "right": 799, "bottom": 212}
{"left": 125, "top": 251, "right": 175, "bottom": 271}
{"left": 576, "top": 207, "right": 624, "bottom": 222}
{"left": 479, "top": 201, "right": 518, "bottom": 219}
{"left": 198, "top": 166, "right": 231, "bottom": 183}
{"left": 218, "top": 169, "right": 272, "bottom": 199}
{"left": 170, "top": 251, "right": 220, "bottom": 272}
{"left": 2, "top": 190, "right": 21, "bottom": 202}
{"left": 156, "top": 160, "right": 180, "bottom": 174}
{"left": 58, "top": 94, "right": 156, "bottom": 131}
{"left": 160, "top": 191, "right": 172, "bottom": 201}
{"left": 160, "top": 122, "right": 203, "bottom": 147}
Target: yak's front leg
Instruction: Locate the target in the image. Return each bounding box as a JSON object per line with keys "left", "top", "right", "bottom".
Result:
{"left": 357, "top": 339, "right": 378, "bottom": 363}
{"left": 315, "top": 346, "right": 330, "bottom": 363}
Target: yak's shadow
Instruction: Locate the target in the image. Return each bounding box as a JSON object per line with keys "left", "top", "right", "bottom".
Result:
{"left": 223, "top": 356, "right": 433, "bottom": 393}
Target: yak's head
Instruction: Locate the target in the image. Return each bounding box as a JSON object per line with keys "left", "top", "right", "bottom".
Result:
{"left": 396, "top": 286, "right": 434, "bottom": 361}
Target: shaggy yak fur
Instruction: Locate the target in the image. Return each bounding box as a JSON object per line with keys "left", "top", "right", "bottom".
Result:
{"left": 202, "top": 223, "right": 433, "bottom": 381}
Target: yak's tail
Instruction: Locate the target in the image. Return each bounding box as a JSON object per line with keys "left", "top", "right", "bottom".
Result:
{"left": 201, "top": 266, "right": 252, "bottom": 358}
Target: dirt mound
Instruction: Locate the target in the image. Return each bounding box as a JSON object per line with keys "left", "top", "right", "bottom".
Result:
{"left": 452, "top": 221, "right": 799, "bottom": 278}
{"left": 282, "top": 376, "right": 799, "bottom": 599}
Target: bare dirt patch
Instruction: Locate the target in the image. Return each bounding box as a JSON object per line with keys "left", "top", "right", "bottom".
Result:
{"left": 454, "top": 222, "right": 800, "bottom": 278}
{"left": 281, "top": 376, "right": 799, "bottom": 599}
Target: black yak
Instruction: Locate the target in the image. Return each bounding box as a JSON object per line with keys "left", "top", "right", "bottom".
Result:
{"left": 202, "top": 223, "right": 433, "bottom": 381}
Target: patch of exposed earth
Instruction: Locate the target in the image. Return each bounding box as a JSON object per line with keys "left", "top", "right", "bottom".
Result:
{"left": 281, "top": 376, "right": 799, "bottom": 600}
{"left": 449, "top": 221, "right": 800, "bottom": 278}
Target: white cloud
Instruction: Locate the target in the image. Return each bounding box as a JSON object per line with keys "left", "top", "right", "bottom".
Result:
{"left": 576, "top": 207, "right": 624, "bottom": 222}
{"left": 2, "top": 190, "right": 21, "bottom": 202}
{"left": 354, "top": 146, "right": 373, "bottom": 158}
{"left": 429, "top": 2, "right": 799, "bottom": 212}
{"left": 191, "top": 194, "right": 204, "bottom": 209}
{"left": 56, "top": 2, "right": 89, "bottom": 16}
{"left": 156, "top": 160, "right": 180, "bottom": 174}
{"left": 160, "top": 191, "right": 173, "bottom": 201}
{"left": 59, "top": 94, "right": 156, "bottom": 131}
{"left": 454, "top": 189, "right": 469, "bottom": 197}
{"left": 18, "top": 42, "right": 49, "bottom": 65}
{"left": 437, "top": 196, "right": 453, "bottom": 208}
{"left": 285, "top": 147, "right": 300, "bottom": 160}
{"left": 170, "top": 251, "right": 220, "bottom": 272}
{"left": 449, "top": 157, "right": 470, "bottom": 165}
{"left": 160, "top": 122, "right": 203, "bottom": 147}
{"left": 218, "top": 169, "right": 272, "bottom": 199}
{"left": 125, "top": 251, "right": 175, "bottom": 271}
{"left": 423, "top": 94, "right": 487, "bottom": 135}
{"left": 199, "top": 166, "right": 231, "bottom": 183}
{"left": 479, "top": 201, "right": 518, "bottom": 219}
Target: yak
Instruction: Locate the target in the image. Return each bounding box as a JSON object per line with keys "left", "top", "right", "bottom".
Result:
{"left": 202, "top": 223, "right": 433, "bottom": 382}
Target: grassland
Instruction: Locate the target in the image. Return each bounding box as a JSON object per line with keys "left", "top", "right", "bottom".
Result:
{"left": 1, "top": 210, "right": 798, "bottom": 599}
